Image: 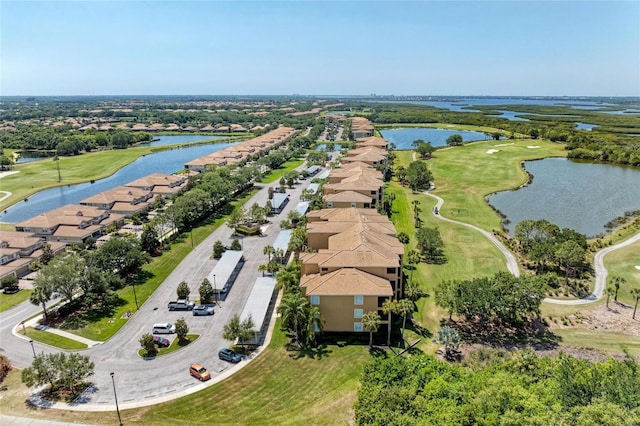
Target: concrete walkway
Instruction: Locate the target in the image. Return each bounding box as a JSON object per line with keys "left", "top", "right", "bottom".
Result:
{"left": 15, "top": 314, "right": 102, "bottom": 348}
{"left": 0, "top": 415, "right": 95, "bottom": 426}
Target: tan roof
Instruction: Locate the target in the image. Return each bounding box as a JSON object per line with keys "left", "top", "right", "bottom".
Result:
{"left": 355, "top": 136, "right": 388, "bottom": 148}
{"left": 328, "top": 226, "right": 403, "bottom": 256}
{"left": 126, "top": 173, "right": 185, "bottom": 189}
{"left": 0, "top": 233, "right": 43, "bottom": 249}
{"left": 313, "top": 247, "right": 399, "bottom": 268}
{"left": 323, "top": 191, "right": 373, "bottom": 203}
{"left": 306, "top": 208, "right": 391, "bottom": 223}
{"left": 301, "top": 268, "right": 392, "bottom": 296}
{"left": 16, "top": 204, "right": 107, "bottom": 229}
{"left": 52, "top": 224, "right": 102, "bottom": 238}
{"left": 81, "top": 186, "right": 150, "bottom": 205}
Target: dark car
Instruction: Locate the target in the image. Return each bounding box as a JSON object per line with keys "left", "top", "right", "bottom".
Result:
{"left": 218, "top": 348, "right": 242, "bottom": 363}
{"left": 192, "top": 305, "right": 214, "bottom": 316}
{"left": 153, "top": 336, "right": 170, "bottom": 348}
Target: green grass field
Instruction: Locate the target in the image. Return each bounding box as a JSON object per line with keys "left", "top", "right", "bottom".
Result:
{"left": 260, "top": 159, "right": 305, "bottom": 183}
{"left": 23, "top": 327, "right": 88, "bottom": 350}
{"left": 0, "top": 289, "right": 32, "bottom": 313}
{"left": 602, "top": 238, "right": 640, "bottom": 306}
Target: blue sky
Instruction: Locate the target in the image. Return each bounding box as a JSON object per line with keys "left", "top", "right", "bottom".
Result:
{"left": 2, "top": 1, "right": 639, "bottom": 96}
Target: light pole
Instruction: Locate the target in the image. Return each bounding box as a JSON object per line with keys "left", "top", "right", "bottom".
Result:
{"left": 110, "top": 372, "right": 123, "bottom": 426}
{"left": 29, "top": 339, "right": 36, "bottom": 359}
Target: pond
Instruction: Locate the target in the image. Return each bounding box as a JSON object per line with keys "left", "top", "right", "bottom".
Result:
{"left": 315, "top": 144, "right": 342, "bottom": 151}
{"left": 1, "top": 141, "right": 240, "bottom": 224}
{"left": 379, "top": 128, "right": 492, "bottom": 149}
{"left": 142, "top": 134, "right": 226, "bottom": 147}
{"left": 486, "top": 158, "right": 640, "bottom": 238}
{"left": 575, "top": 123, "right": 597, "bottom": 131}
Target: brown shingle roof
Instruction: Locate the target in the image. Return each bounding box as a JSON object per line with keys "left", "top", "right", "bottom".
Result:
{"left": 301, "top": 268, "right": 392, "bottom": 296}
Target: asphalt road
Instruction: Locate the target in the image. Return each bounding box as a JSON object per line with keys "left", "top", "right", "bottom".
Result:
{"left": 1, "top": 164, "right": 316, "bottom": 410}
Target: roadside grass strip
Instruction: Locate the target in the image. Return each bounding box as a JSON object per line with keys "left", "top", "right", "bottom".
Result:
{"left": 0, "top": 289, "right": 32, "bottom": 313}
{"left": 23, "top": 327, "right": 88, "bottom": 350}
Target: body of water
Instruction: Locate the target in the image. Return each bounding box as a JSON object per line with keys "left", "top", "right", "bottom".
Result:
{"left": 315, "top": 144, "right": 342, "bottom": 151}
{"left": 1, "top": 141, "right": 239, "bottom": 224}
{"left": 380, "top": 128, "right": 491, "bottom": 149}
{"left": 143, "top": 134, "right": 226, "bottom": 147}
{"left": 575, "top": 123, "right": 597, "bottom": 131}
{"left": 487, "top": 158, "right": 640, "bottom": 237}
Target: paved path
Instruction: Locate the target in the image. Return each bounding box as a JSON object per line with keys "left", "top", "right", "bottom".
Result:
{"left": 18, "top": 316, "right": 102, "bottom": 347}
{"left": 0, "top": 414, "right": 95, "bottom": 426}
{"left": 422, "top": 187, "right": 640, "bottom": 306}
{"left": 423, "top": 190, "right": 520, "bottom": 277}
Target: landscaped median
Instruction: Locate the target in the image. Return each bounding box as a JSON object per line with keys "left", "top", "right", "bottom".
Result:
{"left": 138, "top": 334, "right": 199, "bottom": 358}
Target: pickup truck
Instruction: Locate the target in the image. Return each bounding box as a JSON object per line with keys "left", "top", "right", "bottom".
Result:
{"left": 167, "top": 299, "right": 195, "bottom": 311}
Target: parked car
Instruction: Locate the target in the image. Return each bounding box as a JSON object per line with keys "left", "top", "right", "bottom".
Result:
{"left": 152, "top": 323, "right": 176, "bottom": 334}
{"left": 153, "top": 336, "right": 170, "bottom": 348}
{"left": 189, "top": 363, "right": 211, "bottom": 381}
{"left": 218, "top": 348, "right": 242, "bottom": 363}
{"left": 168, "top": 299, "right": 195, "bottom": 311}
{"left": 192, "top": 305, "right": 214, "bottom": 316}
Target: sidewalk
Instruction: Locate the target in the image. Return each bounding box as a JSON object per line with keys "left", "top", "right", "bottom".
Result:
{"left": 16, "top": 315, "right": 102, "bottom": 348}
{"left": 0, "top": 415, "right": 95, "bottom": 426}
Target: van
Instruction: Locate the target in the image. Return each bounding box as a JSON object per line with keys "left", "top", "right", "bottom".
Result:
{"left": 152, "top": 323, "right": 176, "bottom": 334}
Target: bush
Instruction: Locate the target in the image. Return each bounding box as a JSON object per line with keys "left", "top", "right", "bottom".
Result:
{"left": 0, "top": 354, "right": 12, "bottom": 383}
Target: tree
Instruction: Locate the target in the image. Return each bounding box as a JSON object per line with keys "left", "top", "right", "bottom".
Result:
{"left": 415, "top": 226, "right": 444, "bottom": 262}
{"left": 230, "top": 238, "right": 242, "bottom": 251}
{"left": 304, "top": 306, "right": 323, "bottom": 347}
{"left": 404, "top": 282, "right": 427, "bottom": 303}
{"left": 90, "top": 234, "right": 149, "bottom": 281}
{"left": 610, "top": 276, "right": 626, "bottom": 302}
{"left": 433, "top": 325, "right": 461, "bottom": 359}
{"left": 381, "top": 299, "right": 398, "bottom": 346}
{"left": 227, "top": 207, "right": 246, "bottom": 231}
{"left": 362, "top": 311, "right": 381, "bottom": 347}
{"left": 277, "top": 293, "right": 309, "bottom": 342}
{"left": 175, "top": 317, "right": 189, "bottom": 343}
{"left": 397, "top": 232, "right": 410, "bottom": 245}
{"left": 39, "top": 243, "right": 55, "bottom": 265}
{"left": 268, "top": 186, "right": 275, "bottom": 200}
{"left": 30, "top": 282, "right": 53, "bottom": 320}
{"left": 405, "top": 161, "right": 432, "bottom": 192}
{"left": 1, "top": 275, "right": 19, "bottom": 293}
{"left": 199, "top": 278, "right": 214, "bottom": 304}
{"left": 397, "top": 299, "right": 414, "bottom": 339}
{"left": 631, "top": 288, "right": 640, "bottom": 320}
{"left": 212, "top": 240, "right": 225, "bottom": 259}
{"left": 415, "top": 141, "right": 435, "bottom": 159}
{"left": 395, "top": 165, "right": 407, "bottom": 184}
{"left": 412, "top": 200, "right": 422, "bottom": 226}
{"left": 223, "top": 313, "right": 256, "bottom": 351}
{"left": 446, "top": 134, "right": 463, "bottom": 146}
{"left": 22, "top": 352, "right": 94, "bottom": 396}
{"left": 34, "top": 253, "right": 85, "bottom": 303}
{"left": 605, "top": 286, "right": 615, "bottom": 309}
{"left": 555, "top": 240, "right": 585, "bottom": 282}
{"left": 176, "top": 281, "right": 190, "bottom": 300}
{"left": 263, "top": 245, "right": 275, "bottom": 263}
{"left": 139, "top": 333, "right": 157, "bottom": 357}
{"left": 140, "top": 223, "right": 161, "bottom": 255}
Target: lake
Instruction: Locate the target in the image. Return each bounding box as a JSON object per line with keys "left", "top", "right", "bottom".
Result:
{"left": 1, "top": 141, "right": 239, "bottom": 224}
{"left": 486, "top": 158, "right": 640, "bottom": 238}
{"left": 315, "top": 144, "right": 342, "bottom": 151}
{"left": 380, "top": 128, "right": 491, "bottom": 149}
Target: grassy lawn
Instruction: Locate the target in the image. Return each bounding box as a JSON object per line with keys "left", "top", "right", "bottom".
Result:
{"left": 138, "top": 334, "right": 200, "bottom": 358}
{"left": 0, "top": 289, "right": 32, "bottom": 313}
{"left": 63, "top": 190, "right": 257, "bottom": 342}
{"left": 0, "top": 324, "right": 370, "bottom": 426}
{"left": 602, "top": 238, "right": 640, "bottom": 306}
{"left": 376, "top": 122, "right": 517, "bottom": 137}
{"left": 22, "top": 327, "right": 88, "bottom": 350}
{"left": 555, "top": 329, "right": 640, "bottom": 355}
{"left": 260, "top": 159, "right": 305, "bottom": 184}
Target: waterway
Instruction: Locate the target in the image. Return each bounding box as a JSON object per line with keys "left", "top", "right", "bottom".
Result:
{"left": 142, "top": 134, "right": 225, "bottom": 147}
{"left": 380, "top": 128, "right": 491, "bottom": 149}
{"left": 486, "top": 158, "right": 640, "bottom": 238}
{"left": 1, "top": 141, "right": 239, "bottom": 224}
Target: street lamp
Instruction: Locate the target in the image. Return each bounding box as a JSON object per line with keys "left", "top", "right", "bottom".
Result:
{"left": 29, "top": 339, "right": 36, "bottom": 359}
{"left": 110, "top": 372, "right": 123, "bottom": 426}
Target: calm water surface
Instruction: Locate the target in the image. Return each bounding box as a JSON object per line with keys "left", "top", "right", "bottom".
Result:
{"left": 1, "top": 141, "right": 239, "bottom": 223}
{"left": 487, "top": 158, "right": 640, "bottom": 237}
{"left": 143, "top": 135, "right": 226, "bottom": 147}
{"left": 380, "top": 128, "right": 491, "bottom": 149}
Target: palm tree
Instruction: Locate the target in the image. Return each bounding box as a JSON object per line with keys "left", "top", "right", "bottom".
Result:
{"left": 361, "top": 311, "right": 381, "bottom": 347}
{"left": 277, "top": 293, "right": 308, "bottom": 343}
{"left": 397, "top": 299, "right": 414, "bottom": 340}
{"left": 611, "top": 276, "right": 626, "bottom": 302}
{"left": 263, "top": 245, "right": 275, "bottom": 263}
{"left": 304, "top": 306, "right": 323, "bottom": 347}
{"left": 30, "top": 284, "right": 53, "bottom": 320}
{"left": 381, "top": 299, "right": 398, "bottom": 346}
{"left": 631, "top": 288, "right": 640, "bottom": 320}
{"left": 605, "top": 286, "right": 615, "bottom": 309}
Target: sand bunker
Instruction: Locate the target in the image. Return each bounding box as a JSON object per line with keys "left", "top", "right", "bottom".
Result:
{"left": 527, "top": 145, "right": 541, "bottom": 149}
{"left": 636, "top": 266, "right": 640, "bottom": 271}
{"left": 495, "top": 143, "right": 514, "bottom": 147}
{"left": 486, "top": 149, "right": 500, "bottom": 154}
{"left": 0, "top": 171, "right": 19, "bottom": 179}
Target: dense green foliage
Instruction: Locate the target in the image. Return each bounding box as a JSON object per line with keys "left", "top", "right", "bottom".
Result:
{"left": 435, "top": 272, "right": 546, "bottom": 325}
{"left": 355, "top": 351, "right": 640, "bottom": 425}
{"left": 21, "top": 352, "right": 94, "bottom": 397}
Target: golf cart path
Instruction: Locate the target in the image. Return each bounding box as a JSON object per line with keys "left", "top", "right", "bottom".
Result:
{"left": 422, "top": 189, "right": 640, "bottom": 306}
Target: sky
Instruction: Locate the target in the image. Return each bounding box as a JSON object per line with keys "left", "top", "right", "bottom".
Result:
{"left": 1, "top": 1, "right": 639, "bottom": 97}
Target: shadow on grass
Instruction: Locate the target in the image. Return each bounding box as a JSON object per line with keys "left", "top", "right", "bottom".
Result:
{"left": 285, "top": 342, "right": 332, "bottom": 360}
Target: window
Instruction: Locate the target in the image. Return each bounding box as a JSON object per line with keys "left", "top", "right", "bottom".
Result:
{"left": 370, "top": 191, "right": 376, "bottom": 195}
{"left": 327, "top": 202, "right": 333, "bottom": 207}
{"left": 354, "top": 309, "right": 363, "bottom": 319}
{"left": 386, "top": 267, "right": 396, "bottom": 274}
{"left": 354, "top": 295, "right": 363, "bottom": 305}
{"left": 354, "top": 322, "right": 363, "bottom": 332}
{"left": 310, "top": 295, "right": 320, "bottom": 305}
{"left": 351, "top": 202, "right": 356, "bottom": 207}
